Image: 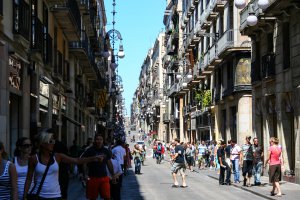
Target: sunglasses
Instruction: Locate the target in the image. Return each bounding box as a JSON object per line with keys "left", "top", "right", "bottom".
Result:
{"left": 46, "top": 139, "right": 56, "bottom": 145}
{"left": 21, "top": 144, "right": 32, "bottom": 148}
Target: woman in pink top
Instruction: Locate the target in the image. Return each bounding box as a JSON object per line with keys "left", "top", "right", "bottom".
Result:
{"left": 264, "top": 137, "right": 283, "bottom": 197}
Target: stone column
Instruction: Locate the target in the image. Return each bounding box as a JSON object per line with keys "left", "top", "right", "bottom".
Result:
{"left": 237, "top": 95, "right": 252, "bottom": 145}
{"left": 0, "top": 44, "right": 9, "bottom": 146}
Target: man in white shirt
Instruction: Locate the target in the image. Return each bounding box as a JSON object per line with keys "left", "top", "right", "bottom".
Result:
{"left": 107, "top": 154, "right": 123, "bottom": 200}
{"left": 230, "top": 139, "right": 241, "bottom": 183}
{"left": 112, "top": 140, "right": 126, "bottom": 186}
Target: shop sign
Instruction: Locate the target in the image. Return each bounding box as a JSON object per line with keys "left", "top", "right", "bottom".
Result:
{"left": 9, "top": 56, "right": 22, "bottom": 90}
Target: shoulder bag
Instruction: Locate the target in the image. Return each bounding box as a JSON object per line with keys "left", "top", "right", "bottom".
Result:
{"left": 27, "top": 154, "right": 53, "bottom": 200}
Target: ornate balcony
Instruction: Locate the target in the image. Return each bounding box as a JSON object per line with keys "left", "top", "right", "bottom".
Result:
{"left": 79, "top": 0, "right": 97, "bottom": 37}
{"left": 13, "top": 0, "right": 30, "bottom": 43}
{"left": 168, "top": 83, "right": 179, "bottom": 97}
{"left": 50, "top": 0, "right": 81, "bottom": 41}
{"left": 217, "top": 29, "right": 251, "bottom": 58}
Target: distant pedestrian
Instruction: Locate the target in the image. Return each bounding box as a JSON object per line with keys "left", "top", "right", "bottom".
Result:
{"left": 0, "top": 141, "right": 18, "bottom": 200}
{"left": 132, "top": 144, "right": 143, "bottom": 174}
{"left": 185, "top": 142, "right": 194, "bottom": 172}
{"left": 224, "top": 140, "right": 232, "bottom": 167}
{"left": 171, "top": 138, "right": 187, "bottom": 188}
{"left": 217, "top": 141, "right": 231, "bottom": 185}
{"left": 265, "top": 137, "right": 283, "bottom": 197}
{"left": 241, "top": 136, "right": 254, "bottom": 187}
{"left": 69, "top": 140, "right": 80, "bottom": 176}
{"left": 197, "top": 140, "right": 207, "bottom": 170}
{"left": 230, "top": 139, "right": 241, "bottom": 183}
{"left": 253, "top": 137, "right": 263, "bottom": 186}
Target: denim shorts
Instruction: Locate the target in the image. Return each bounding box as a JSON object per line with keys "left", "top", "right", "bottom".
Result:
{"left": 171, "top": 162, "right": 186, "bottom": 175}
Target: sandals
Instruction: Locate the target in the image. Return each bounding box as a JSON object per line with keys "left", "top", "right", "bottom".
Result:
{"left": 180, "top": 185, "right": 188, "bottom": 188}
{"left": 172, "top": 184, "right": 179, "bottom": 188}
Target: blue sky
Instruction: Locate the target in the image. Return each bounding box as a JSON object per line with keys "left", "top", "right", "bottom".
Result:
{"left": 104, "top": 0, "right": 166, "bottom": 116}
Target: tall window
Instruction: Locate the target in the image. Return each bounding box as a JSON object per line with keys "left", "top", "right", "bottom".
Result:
{"left": 195, "top": 2, "right": 199, "bottom": 22}
{"left": 227, "top": 2, "right": 234, "bottom": 30}
{"left": 219, "top": 12, "right": 224, "bottom": 36}
{"left": 200, "top": 0, "right": 204, "bottom": 14}
{"left": 282, "top": 22, "right": 290, "bottom": 69}
{"left": 267, "top": 33, "right": 274, "bottom": 53}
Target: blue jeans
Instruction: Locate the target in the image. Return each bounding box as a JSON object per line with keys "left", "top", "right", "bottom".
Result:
{"left": 253, "top": 161, "right": 263, "bottom": 184}
{"left": 232, "top": 159, "right": 240, "bottom": 182}
{"left": 134, "top": 158, "right": 141, "bottom": 174}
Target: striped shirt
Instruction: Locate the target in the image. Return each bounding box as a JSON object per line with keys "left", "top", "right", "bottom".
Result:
{"left": 0, "top": 161, "right": 11, "bottom": 199}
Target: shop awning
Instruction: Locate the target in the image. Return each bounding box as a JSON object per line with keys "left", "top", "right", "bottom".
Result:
{"left": 62, "top": 114, "right": 82, "bottom": 127}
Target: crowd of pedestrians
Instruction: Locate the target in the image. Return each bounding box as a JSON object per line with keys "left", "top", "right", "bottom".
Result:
{"left": 0, "top": 129, "right": 133, "bottom": 200}
{"left": 150, "top": 135, "right": 285, "bottom": 198}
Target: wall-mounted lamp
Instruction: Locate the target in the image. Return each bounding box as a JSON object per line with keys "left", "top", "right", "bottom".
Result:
{"left": 176, "top": 74, "right": 182, "bottom": 79}
{"left": 182, "top": 82, "right": 188, "bottom": 88}
{"left": 117, "top": 43, "right": 125, "bottom": 58}
{"left": 247, "top": 4, "right": 258, "bottom": 26}
{"left": 234, "top": 0, "right": 246, "bottom": 9}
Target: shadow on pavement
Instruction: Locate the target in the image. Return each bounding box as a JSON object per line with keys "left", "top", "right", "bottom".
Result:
{"left": 121, "top": 169, "right": 144, "bottom": 200}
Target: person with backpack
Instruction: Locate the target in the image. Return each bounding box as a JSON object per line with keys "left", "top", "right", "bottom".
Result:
{"left": 156, "top": 142, "right": 163, "bottom": 164}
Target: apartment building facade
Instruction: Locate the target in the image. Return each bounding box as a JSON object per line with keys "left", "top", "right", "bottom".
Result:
{"left": 0, "top": 0, "right": 110, "bottom": 155}
{"left": 239, "top": 0, "right": 300, "bottom": 183}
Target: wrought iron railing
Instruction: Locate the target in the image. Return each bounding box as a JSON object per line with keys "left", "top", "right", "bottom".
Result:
{"left": 13, "top": 0, "right": 30, "bottom": 40}
{"left": 68, "top": 0, "right": 81, "bottom": 32}
{"left": 32, "top": 17, "right": 44, "bottom": 51}
{"left": 69, "top": 31, "right": 89, "bottom": 53}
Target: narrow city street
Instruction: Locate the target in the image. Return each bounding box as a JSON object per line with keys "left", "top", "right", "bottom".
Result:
{"left": 68, "top": 131, "right": 268, "bottom": 200}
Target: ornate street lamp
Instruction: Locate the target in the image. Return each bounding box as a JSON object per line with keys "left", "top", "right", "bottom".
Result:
{"left": 104, "top": 0, "right": 125, "bottom": 68}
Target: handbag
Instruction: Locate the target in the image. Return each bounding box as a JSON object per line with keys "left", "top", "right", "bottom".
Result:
{"left": 27, "top": 154, "right": 53, "bottom": 200}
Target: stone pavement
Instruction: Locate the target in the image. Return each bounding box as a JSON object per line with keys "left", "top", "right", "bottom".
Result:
{"left": 192, "top": 167, "right": 300, "bottom": 200}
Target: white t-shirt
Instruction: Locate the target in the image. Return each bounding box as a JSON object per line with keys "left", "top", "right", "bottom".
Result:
{"left": 112, "top": 145, "right": 126, "bottom": 165}
{"left": 106, "top": 159, "right": 123, "bottom": 178}
{"left": 231, "top": 144, "right": 241, "bottom": 160}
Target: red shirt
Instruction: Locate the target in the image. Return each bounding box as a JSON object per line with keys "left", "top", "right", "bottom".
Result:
{"left": 269, "top": 145, "right": 282, "bottom": 165}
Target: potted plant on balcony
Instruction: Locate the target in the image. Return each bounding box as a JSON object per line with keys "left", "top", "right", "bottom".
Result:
{"left": 202, "top": 90, "right": 211, "bottom": 112}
